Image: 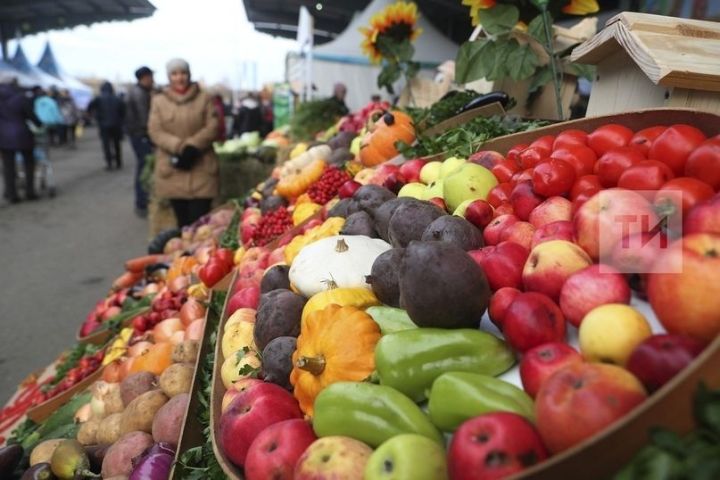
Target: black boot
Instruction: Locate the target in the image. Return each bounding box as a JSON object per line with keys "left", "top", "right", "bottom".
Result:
{"left": 22, "top": 150, "right": 38, "bottom": 200}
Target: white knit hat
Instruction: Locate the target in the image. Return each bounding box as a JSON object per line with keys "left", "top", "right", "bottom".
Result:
{"left": 166, "top": 58, "right": 190, "bottom": 75}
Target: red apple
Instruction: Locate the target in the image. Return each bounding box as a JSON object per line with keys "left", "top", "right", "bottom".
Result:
{"left": 448, "top": 412, "right": 548, "bottom": 480}
{"left": 647, "top": 233, "right": 720, "bottom": 341}
{"left": 559, "top": 264, "right": 632, "bottom": 327}
{"left": 536, "top": 363, "right": 647, "bottom": 453}
{"left": 382, "top": 171, "right": 407, "bottom": 194}
{"left": 483, "top": 214, "right": 519, "bottom": 246}
{"left": 101, "top": 305, "right": 122, "bottom": 321}
{"left": 218, "top": 382, "right": 303, "bottom": 467}
{"left": 494, "top": 203, "right": 514, "bottom": 217}
{"left": 399, "top": 159, "right": 426, "bottom": 183}
{"left": 510, "top": 181, "right": 544, "bottom": 221}
{"left": 469, "top": 150, "right": 505, "bottom": 169}
{"left": 234, "top": 267, "right": 265, "bottom": 292}
{"left": 626, "top": 334, "right": 706, "bottom": 393}
{"left": 243, "top": 207, "right": 261, "bottom": 220}
{"left": 227, "top": 286, "right": 261, "bottom": 314}
{"left": 500, "top": 221, "right": 535, "bottom": 250}
{"left": 529, "top": 196, "right": 572, "bottom": 228}
{"left": 369, "top": 164, "right": 400, "bottom": 186}
{"left": 469, "top": 241, "right": 529, "bottom": 291}
{"left": 267, "top": 246, "right": 286, "bottom": 266}
{"left": 301, "top": 218, "right": 323, "bottom": 233}
{"left": 427, "top": 197, "right": 448, "bottom": 212}
{"left": 531, "top": 220, "right": 576, "bottom": 249}
{"left": 522, "top": 240, "right": 593, "bottom": 301}
{"left": 488, "top": 287, "right": 521, "bottom": 330}
{"left": 519, "top": 342, "right": 583, "bottom": 398}
{"left": 338, "top": 180, "right": 362, "bottom": 199}
{"left": 609, "top": 230, "right": 669, "bottom": 277}
{"left": 242, "top": 246, "right": 271, "bottom": 271}
{"left": 574, "top": 188, "right": 658, "bottom": 261}
{"left": 245, "top": 419, "right": 317, "bottom": 480}
{"left": 503, "top": 292, "right": 566, "bottom": 352}
{"left": 464, "top": 199, "right": 494, "bottom": 229}
{"left": 222, "top": 378, "right": 264, "bottom": 413}
{"left": 683, "top": 195, "right": 720, "bottom": 235}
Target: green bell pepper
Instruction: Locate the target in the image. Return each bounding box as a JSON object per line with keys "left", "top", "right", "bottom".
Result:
{"left": 313, "top": 382, "right": 444, "bottom": 447}
{"left": 428, "top": 371, "right": 535, "bottom": 432}
{"left": 366, "top": 306, "right": 417, "bottom": 334}
{"left": 375, "top": 328, "right": 515, "bottom": 402}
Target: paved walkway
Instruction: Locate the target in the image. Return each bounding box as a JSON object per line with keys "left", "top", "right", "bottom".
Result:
{"left": 0, "top": 129, "right": 149, "bottom": 402}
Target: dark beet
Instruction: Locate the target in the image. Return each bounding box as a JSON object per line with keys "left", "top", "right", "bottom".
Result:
{"left": 421, "top": 215, "right": 484, "bottom": 251}
{"left": 366, "top": 248, "right": 405, "bottom": 307}
{"left": 370, "top": 197, "right": 415, "bottom": 242}
{"left": 341, "top": 211, "right": 378, "bottom": 238}
{"left": 261, "top": 336, "right": 297, "bottom": 390}
{"left": 260, "top": 265, "right": 291, "bottom": 293}
{"left": 260, "top": 195, "right": 288, "bottom": 214}
{"left": 387, "top": 200, "right": 444, "bottom": 248}
{"left": 352, "top": 185, "right": 396, "bottom": 214}
{"left": 327, "top": 147, "right": 355, "bottom": 167}
{"left": 254, "top": 289, "right": 306, "bottom": 350}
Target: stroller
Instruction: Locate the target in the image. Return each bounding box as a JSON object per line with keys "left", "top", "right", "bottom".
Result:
{"left": 16, "top": 122, "right": 56, "bottom": 197}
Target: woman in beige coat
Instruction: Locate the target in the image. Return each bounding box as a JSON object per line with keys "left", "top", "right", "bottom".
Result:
{"left": 148, "top": 58, "right": 219, "bottom": 227}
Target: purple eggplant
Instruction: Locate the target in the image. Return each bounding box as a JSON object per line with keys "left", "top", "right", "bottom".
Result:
{"left": 129, "top": 443, "right": 175, "bottom": 480}
{"left": 21, "top": 463, "right": 56, "bottom": 480}
{"left": 0, "top": 444, "right": 23, "bottom": 477}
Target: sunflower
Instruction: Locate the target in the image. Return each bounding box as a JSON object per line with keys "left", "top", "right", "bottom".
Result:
{"left": 562, "top": 0, "right": 599, "bottom": 15}
{"left": 461, "top": 0, "right": 497, "bottom": 27}
{"left": 360, "top": 1, "right": 423, "bottom": 64}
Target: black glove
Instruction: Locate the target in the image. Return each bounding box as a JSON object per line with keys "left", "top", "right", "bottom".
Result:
{"left": 171, "top": 145, "right": 202, "bottom": 170}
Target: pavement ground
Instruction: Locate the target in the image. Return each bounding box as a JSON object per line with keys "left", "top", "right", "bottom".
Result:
{"left": 0, "top": 129, "right": 149, "bottom": 403}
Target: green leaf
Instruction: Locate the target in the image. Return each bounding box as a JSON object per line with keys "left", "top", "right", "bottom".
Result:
{"left": 377, "top": 62, "right": 402, "bottom": 94}
{"left": 219, "top": 204, "right": 241, "bottom": 250}
{"left": 567, "top": 63, "right": 596, "bottom": 81}
{"left": 650, "top": 428, "right": 688, "bottom": 457}
{"left": 528, "top": 65, "right": 553, "bottom": 94}
{"left": 613, "top": 445, "right": 680, "bottom": 480}
{"left": 455, "top": 39, "right": 494, "bottom": 84}
{"left": 477, "top": 4, "right": 520, "bottom": 35}
{"left": 505, "top": 41, "right": 539, "bottom": 81}
{"left": 528, "top": 14, "right": 551, "bottom": 45}
{"left": 694, "top": 383, "right": 720, "bottom": 436}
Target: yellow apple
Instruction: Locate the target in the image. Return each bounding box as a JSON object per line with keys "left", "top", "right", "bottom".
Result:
{"left": 579, "top": 304, "right": 652, "bottom": 366}
{"left": 398, "top": 182, "right": 426, "bottom": 199}
{"left": 222, "top": 320, "right": 256, "bottom": 359}
{"left": 420, "top": 161, "right": 442, "bottom": 185}
{"left": 522, "top": 240, "right": 593, "bottom": 300}
{"left": 225, "top": 308, "right": 257, "bottom": 328}
{"left": 221, "top": 351, "right": 261, "bottom": 389}
{"left": 422, "top": 180, "right": 444, "bottom": 200}
{"left": 439, "top": 156, "right": 467, "bottom": 178}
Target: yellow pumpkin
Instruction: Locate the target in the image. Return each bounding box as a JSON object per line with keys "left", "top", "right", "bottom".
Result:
{"left": 284, "top": 217, "right": 345, "bottom": 264}
{"left": 290, "top": 304, "right": 381, "bottom": 415}
{"left": 359, "top": 111, "right": 415, "bottom": 167}
{"left": 292, "top": 202, "right": 322, "bottom": 226}
{"left": 302, "top": 287, "right": 380, "bottom": 321}
{"left": 276, "top": 159, "right": 326, "bottom": 199}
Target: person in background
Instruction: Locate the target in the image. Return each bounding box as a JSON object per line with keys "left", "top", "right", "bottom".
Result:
{"left": 148, "top": 58, "right": 219, "bottom": 228}
{"left": 32, "top": 86, "right": 63, "bottom": 143}
{"left": 330, "top": 82, "right": 349, "bottom": 115}
{"left": 0, "top": 78, "right": 40, "bottom": 202}
{"left": 88, "top": 81, "right": 125, "bottom": 170}
{"left": 233, "top": 92, "right": 262, "bottom": 137}
{"left": 211, "top": 94, "right": 227, "bottom": 142}
{"left": 58, "top": 89, "right": 80, "bottom": 148}
{"left": 125, "top": 66, "right": 155, "bottom": 218}
{"left": 259, "top": 88, "right": 274, "bottom": 137}
{"left": 48, "top": 87, "right": 67, "bottom": 145}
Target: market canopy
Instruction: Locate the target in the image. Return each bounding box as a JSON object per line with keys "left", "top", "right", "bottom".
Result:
{"left": 0, "top": 0, "right": 156, "bottom": 58}
{"left": 10, "top": 44, "right": 64, "bottom": 90}
{"left": 37, "top": 42, "right": 94, "bottom": 109}
{"left": 0, "top": 59, "right": 37, "bottom": 86}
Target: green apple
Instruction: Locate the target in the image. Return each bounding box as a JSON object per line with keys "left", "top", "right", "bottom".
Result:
{"left": 295, "top": 436, "right": 372, "bottom": 480}
{"left": 350, "top": 136, "right": 362, "bottom": 156}
{"left": 453, "top": 199, "right": 474, "bottom": 218}
{"left": 422, "top": 180, "right": 444, "bottom": 200}
{"left": 419, "top": 161, "right": 442, "bottom": 185}
{"left": 364, "top": 434, "right": 448, "bottom": 480}
{"left": 439, "top": 156, "right": 467, "bottom": 179}
{"left": 443, "top": 163, "right": 498, "bottom": 211}
{"left": 398, "top": 182, "right": 426, "bottom": 199}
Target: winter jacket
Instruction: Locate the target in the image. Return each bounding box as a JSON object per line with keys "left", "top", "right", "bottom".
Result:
{"left": 125, "top": 83, "right": 153, "bottom": 137}
{"left": 148, "top": 83, "right": 219, "bottom": 199}
{"left": 0, "top": 83, "right": 37, "bottom": 151}
{"left": 88, "top": 82, "right": 125, "bottom": 128}
{"left": 34, "top": 95, "right": 64, "bottom": 125}
{"left": 58, "top": 97, "right": 80, "bottom": 125}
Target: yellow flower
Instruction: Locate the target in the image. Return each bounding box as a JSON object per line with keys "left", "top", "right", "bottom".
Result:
{"left": 462, "top": 0, "right": 497, "bottom": 26}
{"left": 359, "top": 1, "right": 422, "bottom": 64}
{"left": 562, "top": 0, "right": 599, "bottom": 15}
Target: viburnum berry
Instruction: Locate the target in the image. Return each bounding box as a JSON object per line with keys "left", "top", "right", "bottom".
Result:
{"left": 252, "top": 207, "right": 293, "bottom": 246}
{"left": 307, "top": 167, "right": 351, "bottom": 204}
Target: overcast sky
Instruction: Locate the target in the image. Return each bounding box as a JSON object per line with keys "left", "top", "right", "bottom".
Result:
{"left": 8, "top": 0, "right": 298, "bottom": 88}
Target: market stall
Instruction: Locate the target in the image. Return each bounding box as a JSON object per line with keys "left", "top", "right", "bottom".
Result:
{"left": 1, "top": 4, "right": 719, "bottom": 480}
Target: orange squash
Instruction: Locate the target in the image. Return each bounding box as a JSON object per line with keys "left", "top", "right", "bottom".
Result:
{"left": 129, "top": 342, "right": 174, "bottom": 376}
{"left": 276, "top": 159, "right": 327, "bottom": 199}
{"left": 167, "top": 256, "right": 197, "bottom": 284}
{"left": 359, "top": 111, "right": 415, "bottom": 167}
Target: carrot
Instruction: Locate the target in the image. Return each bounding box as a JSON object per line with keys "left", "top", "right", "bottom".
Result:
{"left": 124, "top": 254, "right": 166, "bottom": 273}
{"left": 111, "top": 271, "right": 143, "bottom": 291}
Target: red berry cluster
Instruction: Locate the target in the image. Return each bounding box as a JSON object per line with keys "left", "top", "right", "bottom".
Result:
{"left": 307, "top": 167, "right": 351, "bottom": 205}
{"left": 132, "top": 290, "right": 188, "bottom": 334}
{"left": 252, "top": 207, "right": 293, "bottom": 246}
{"left": 43, "top": 350, "right": 105, "bottom": 398}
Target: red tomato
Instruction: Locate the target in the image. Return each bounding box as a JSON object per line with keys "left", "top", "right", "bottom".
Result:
{"left": 518, "top": 147, "right": 549, "bottom": 169}
{"left": 494, "top": 203, "right": 514, "bottom": 217}
{"left": 617, "top": 160, "right": 675, "bottom": 193}
{"left": 553, "top": 129, "right": 588, "bottom": 150}
{"left": 491, "top": 159, "right": 520, "bottom": 183}
{"left": 529, "top": 135, "right": 555, "bottom": 153}
{"left": 532, "top": 159, "right": 576, "bottom": 197}
{"left": 629, "top": 126, "right": 667, "bottom": 156}
{"left": 648, "top": 124, "right": 707, "bottom": 176}
{"left": 570, "top": 174, "right": 602, "bottom": 200}
{"left": 654, "top": 177, "right": 715, "bottom": 219}
{"left": 214, "top": 248, "right": 235, "bottom": 267}
{"left": 587, "top": 124, "right": 634, "bottom": 157}
{"left": 507, "top": 144, "right": 529, "bottom": 163}
{"left": 550, "top": 146, "right": 597, "bottom": 177}
{"left": 510, "top": 168, "right": 533, "bottom": 185}
{"left": 594, "top": 147, "right": 645, "bottom": 188}
{"left": 487, "top": 183, "right": 513, "bottom": 208}
{"left": 685, "top": 136, "right": 720, "bottom": 191}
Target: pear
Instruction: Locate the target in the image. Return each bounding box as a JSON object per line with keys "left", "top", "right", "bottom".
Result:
{"left": 443, "top": 163, "right": 498, "bottom": 211}
{"left": 421, "top": 180, "right": 444, "bottom": 200}
{"left": 50, "top": 440, "right": 94, "bottom": 479}
{"left": 439, "top": 156, "right": 467, "bottom": 178}
{"left": 419, "top": 161, "right": 442, "bottom": 184}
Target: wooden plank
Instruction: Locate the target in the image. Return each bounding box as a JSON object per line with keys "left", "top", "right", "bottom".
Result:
{"left": 668, "top": 88, "right": 720, "bottom": 115}
{"left": 422, "top": 102, "right": 506, "bottom": 138}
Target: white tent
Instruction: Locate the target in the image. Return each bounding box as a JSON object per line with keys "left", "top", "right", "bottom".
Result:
{"left": 37, "top": 42, "right": 93, "bottom": 109}
{"left": 0, "top": 59, "right": 37, "bottom": 87}
{"left": 10, "top": 44, "right": 65, "bottom": 91}
{"left": 291, "top": 0, "right": 459, "bottom": 111}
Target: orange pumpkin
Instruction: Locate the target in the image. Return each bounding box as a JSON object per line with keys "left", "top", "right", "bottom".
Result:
{"left": 359, "top": 111, "right": 415, "bottom": 167}
{"left": 276, "top": 159, "right": 327, "bottom": 199}
{"left": 167, "top": 256, "right": 197, "bottom": 284}
{"left": 129, "top": 342, "right": 173, "bottom": 376}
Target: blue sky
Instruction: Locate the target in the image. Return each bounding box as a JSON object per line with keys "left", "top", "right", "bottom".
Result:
{"left": 8, "top": 0, "right": 297, "bottom": 88}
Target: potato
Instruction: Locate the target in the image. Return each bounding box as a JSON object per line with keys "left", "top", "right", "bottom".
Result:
{"left": 101, "top": 431, "right": 153, "bottom": 478}
{"left": 30, "top": 438, "right": 63, "bottom": 466}
{"left": 152, "top": 392, "right": 190, "bottom": 446}
{"left": 97, "top": 413, "right": 123, "bottom": 445}
{"left": 120, "top": 390, "right": 168, "bottom": 434}
{"left": 77, "top": 418, "right": 101, "bottom": 446}
{"left": 120, "top": 371, "right": 157, "bottom": 407}
{"left": 159, "top": 363, "right": 194, "bottom": 397}
{"left": 172, "top": 340, "right": 200, "bottom": 364}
